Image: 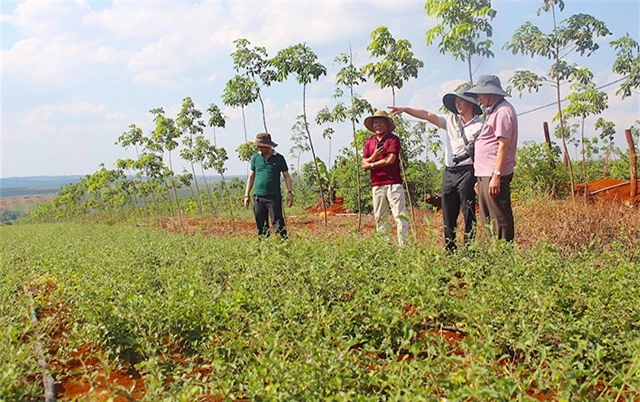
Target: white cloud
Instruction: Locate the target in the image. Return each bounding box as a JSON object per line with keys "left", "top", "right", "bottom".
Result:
{"left": 25, "top": 102, "right": 108, "bottom": 124}
{"left": 9, "top": 0, "right": 95, "bottom": 41}
{"left": 93, "top": 46, "right": 130, "bottom": 64}
{"left": 2, "top": 37, "right": 92, "bottom": 83}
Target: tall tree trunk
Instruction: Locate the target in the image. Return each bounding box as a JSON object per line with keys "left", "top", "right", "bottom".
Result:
{"left": 467, "top": 52, "right": 473, "bottom": 85}
{"left": 580, "top": 116, "right": 587, "bottom": 198}
{"left": 552, "top": 3, "right": 574, "bottom": 201}
{"left": 241, "top": 106, "right": 248, "bottom": 142}
{"left": 348, "top": 45, "right": 363, "bottom": 231}
{"left": 242, "top": 106, "right": 249, "bottom": 176}
{"left": 626, "top": 129, "right": 638, "bottom": 198}
{"left": 302, "top": 84, "right": 328, "bottom": 227}
{"left": 190, "top": 161, "right": 203, "bottom": 217}
{"left": 555, "top": 81, "right": 575, "bottom": 201}
{"left": 399, "top": 154, "right": 417, "bottom": 241}
{"left": 257, "top": 90, "right": 268, "bottom": 133}
{"left": 220, "top": 172, "right": 236, "bottom": 230}
{"left": 201, "top": 165, "right": 216, "bottom": 216}
{"left": 167, "top": 152, "right": 184, "bottom": 229}
{"left": 328, "top": 138, "right": 333, "bottom": 207}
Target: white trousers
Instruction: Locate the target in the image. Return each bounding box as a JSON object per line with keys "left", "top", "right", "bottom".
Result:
{"left": 372, "top": 183, "right": 409, "bottom": 246}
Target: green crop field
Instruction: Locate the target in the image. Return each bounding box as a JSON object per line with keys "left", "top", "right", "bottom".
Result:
{"left": 2, "top": 222, "right": 639, "bottom": 401}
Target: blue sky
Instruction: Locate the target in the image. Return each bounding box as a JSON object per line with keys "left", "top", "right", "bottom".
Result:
{"left": 1, "top": 0, "right": 638, "bottom": 178}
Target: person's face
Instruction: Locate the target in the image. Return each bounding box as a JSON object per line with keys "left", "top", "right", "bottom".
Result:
{"left": 476, "top": 94, "right": 491, "bottom": 107}
{"left": 257, "top": 145, "right": 271, "bottom": 153}
{"left": 372, "top": 118, "right": 388, "bottom": 134}
{"left": 454, "top": 97, "right": 471, "bottom": 114}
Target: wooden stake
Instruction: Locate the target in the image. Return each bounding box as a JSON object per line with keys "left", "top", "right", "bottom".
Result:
{"left": 625, "top": 129, "right": 637, "bottom": 198}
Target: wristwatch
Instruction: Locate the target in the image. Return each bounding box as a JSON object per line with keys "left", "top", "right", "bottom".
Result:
{"left": 492, "top": 170, "right": 501, "bottom": 177}
{"left": 288, "top": 191, "right": 294, "bottom": 195}
{"left": 370, "top": 163, "right": 375, "bottom": 170}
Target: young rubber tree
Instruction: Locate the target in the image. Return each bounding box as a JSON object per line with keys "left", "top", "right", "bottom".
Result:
{"left": 150, "top": 107, "right": 184, "bottom": 227}
{"left": 290, "top": 115, "right": 311, "bottom": 185}
{"left": 334, "top": 48, "right": 374, "bottom": 228}
{"left": 595, "top": 118, "right": 616, "bottom": 177}
{"left": 271, "top": 43, "right": 329, "bottom": 226}
{"left": 222, "top": 75, "right": 258, "bottom": 143}
{"left": 206, "top": 103, "right": 226, "bottom": 147}
{"left": 425, "top": 0, "right": 497, "bottom": 84}
{"left": 611, "top": 33, "right": 640, "bottom": 99}
{"left": 193, "top": 135, "right": 217, "bottom": 215}
{"left": 115, "top": 124, "right": 147, "bottom": 210}
{"left": 202, "top": 142, "right": 235, "bottom": 227}
{"left": 504, "top": 0, "right": 611, "bottom": 200}
{"left": 363, "top": 26, "right": 424, "bottom": 107}
{"left": 315, "top": 104, "right": 347, "bottom": 207}
{"left": 562, "top": 68, "right": 608, "bottom": 186}
{"left": 315, "top": 106, "right": 336, "bottom": 173}
{"left": 230, "top": 38, "right": 277, "bottom": 132}
{"left": 177, "top": 97, "right": 206, "bottom": 216}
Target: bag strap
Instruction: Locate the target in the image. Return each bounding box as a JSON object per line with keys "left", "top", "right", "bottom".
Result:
{"left": 456, "top": 115, "right": 470, "bottom": 146}
{"left": 455, "top": 115, "right": 484, "bottom": 145}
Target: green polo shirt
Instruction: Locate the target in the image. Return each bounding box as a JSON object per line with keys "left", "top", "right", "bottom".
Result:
{"left": 250, "top": 151, "right": 289, "bottom": 197}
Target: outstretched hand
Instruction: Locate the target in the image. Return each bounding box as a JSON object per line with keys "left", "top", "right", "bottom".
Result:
{"left": 388, "top": 106, "right": 404, "bottom": 116}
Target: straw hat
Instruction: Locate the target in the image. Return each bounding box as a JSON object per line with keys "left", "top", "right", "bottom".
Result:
{"left": 364, "top": 109, "right": 396, "bottom": 133}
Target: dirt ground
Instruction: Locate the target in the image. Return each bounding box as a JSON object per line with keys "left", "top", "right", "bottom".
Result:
{"left": 575, "top": 178, "right": 640, "bottom": 206}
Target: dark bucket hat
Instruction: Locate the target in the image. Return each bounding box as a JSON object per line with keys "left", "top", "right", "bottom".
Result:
{"left": 443, "top": 89, "right": 483, "bottom": 116}
{"left": 254, "top": 132, "right": 278, "bottom": 147}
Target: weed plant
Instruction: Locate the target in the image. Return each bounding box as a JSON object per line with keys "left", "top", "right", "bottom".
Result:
{"left": 1, "top": 209, "right": 639, "bottom": 400}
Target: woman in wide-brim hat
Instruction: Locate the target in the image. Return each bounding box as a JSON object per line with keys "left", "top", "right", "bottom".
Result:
{"left": 442, "top": 89, "right": 483, "bottom": 116}
{"left": 387, "top": 85, "right": 484, "bottom": 252}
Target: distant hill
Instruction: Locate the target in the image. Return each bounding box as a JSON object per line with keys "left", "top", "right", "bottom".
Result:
{"left": 0, "top": 174, "right": 248, "bottom": 198}
{"left": 0, "top": 175, "right": 84, "bottom": 197}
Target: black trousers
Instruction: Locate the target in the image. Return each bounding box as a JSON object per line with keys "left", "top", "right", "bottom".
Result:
{"left": 253, "top": 195, "right": 287, "bottom": 239}
{"left": 442, "top": 165, "right": 476, "bottom": 252}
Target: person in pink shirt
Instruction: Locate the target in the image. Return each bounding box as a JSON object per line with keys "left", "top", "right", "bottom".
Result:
{"left": 464, "top": 75, "right": 518, "bottom": 241}
{"left": 362, "top": 110, "right": 409, "bottom": 246}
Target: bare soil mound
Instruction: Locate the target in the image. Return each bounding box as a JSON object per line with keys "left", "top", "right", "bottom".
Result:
{"left": 306, "top": 196, "right": 349, "bottom": 214}
{"left": 574, "top": 178, "right": 640, "bottom": 207}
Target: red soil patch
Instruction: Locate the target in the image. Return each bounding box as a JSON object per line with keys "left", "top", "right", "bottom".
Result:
{"left": 25, "top": 279, "right": 146, "bottom": 401}
{"left": 525, "top": 387, "right": 557, "bottom": 401}
{"left": 161, "top": 210, "right": 378, "bottom": 241}
{"left": 55, "top": 347, "right": 145, "bottom": 401}
{"left": 575, "top": 178, "right": 640, "bottom": 206}
{"left": 306, "top": 196, "right": 349, "bottom": 214}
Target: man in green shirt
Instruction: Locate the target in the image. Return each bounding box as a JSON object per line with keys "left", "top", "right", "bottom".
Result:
{"left": 244, "top": 133, "right": 294, "bottom": 238}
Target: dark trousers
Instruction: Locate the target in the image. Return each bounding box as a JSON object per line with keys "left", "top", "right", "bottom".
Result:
{"left": 253, "top": 195, "right": 287, "bottom": 239}
{"left": 442, "top": 165, "right": 477, "bottom": 252}
{"left": 477, "top": 174, "right": 514, "bottom": 241}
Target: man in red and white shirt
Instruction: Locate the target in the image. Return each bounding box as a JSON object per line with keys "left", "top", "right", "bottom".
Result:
{"left": 362, "top": 110, "right": 409, "bottom": 246}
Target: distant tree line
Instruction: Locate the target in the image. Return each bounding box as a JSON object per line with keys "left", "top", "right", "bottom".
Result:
{"left": 26, "top": 0, "right": 640, "bottom": 225}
